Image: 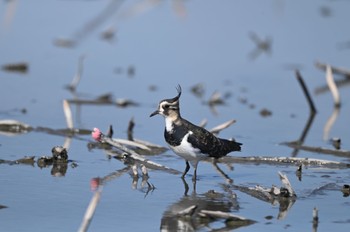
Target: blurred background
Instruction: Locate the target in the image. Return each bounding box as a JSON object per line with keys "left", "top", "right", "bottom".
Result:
{"left": 1, "top": 0, "right": 350, "bottom": 231}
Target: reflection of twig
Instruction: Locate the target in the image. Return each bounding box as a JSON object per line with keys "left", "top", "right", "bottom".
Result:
{"left": 1, "top": 0, "right": 18, "bottom": 31}
{"left": 127, "top": 117, "right": 135, "bottom": 141}
{"left": 312, "top": 207, "right": 319, "bottom": 232}
{"left": 198, "top": 210, "right": 255, "bottom": 227}
{"left": 323, "top": 106, "right": 340, "bottom": 141}
{"left": 78, "top": 167, "right": 130, "bottom": 232}
{"left": 78, "top": 186, "right": 103, "bottom": 232}
{"left": 233, "top": 172, "right": 296, "bottom": 220}
{"left": 63, "top": 100, "right": 73, "bottom": 129}
{"left": 291, "top": 112, "right": 316, "bottom": 157}
{"left": 63, "top": 136, "right": 72, "bottom": 150}
{"left": 291, "top": 70, "right": 317, "bottom": 156}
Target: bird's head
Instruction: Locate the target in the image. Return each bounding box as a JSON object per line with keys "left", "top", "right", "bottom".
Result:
{"left": 150, "top": 85, "right": 182, "bottom": 119}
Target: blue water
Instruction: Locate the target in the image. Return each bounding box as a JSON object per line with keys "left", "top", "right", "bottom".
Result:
{"left": 1, "top": 0, "right": 350, "bottom": 231}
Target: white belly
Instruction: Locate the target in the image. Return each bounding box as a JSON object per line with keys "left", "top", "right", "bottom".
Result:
{"left": 169, "top": 132, "right": 206, "bottom": 161}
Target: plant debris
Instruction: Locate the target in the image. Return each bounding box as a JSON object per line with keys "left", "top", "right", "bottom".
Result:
{"left": 1, "top": 62, "right": 28, "bottom": 73}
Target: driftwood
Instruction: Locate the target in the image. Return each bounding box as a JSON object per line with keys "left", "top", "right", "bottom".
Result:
{"left": 0, "top": 156, "right": 35, "bottom": 166}
{"left": 282, "top": 142, "right": 350, "bottom": 159}
{"left": 91, "top": 128, "right": 181, "bottom": 175}
{"left": 66, "top": 94, "right": 139, "bottom": 108}
{"left": 219, "top": 155, "right": 350, "bottom": 169}
{"left": 0, "top": 119, "right": 32, "bottom": 136}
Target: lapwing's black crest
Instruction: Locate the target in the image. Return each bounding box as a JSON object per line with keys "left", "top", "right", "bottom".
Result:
{"left": 150, "top": 85, "right": 242, "bottom": 180}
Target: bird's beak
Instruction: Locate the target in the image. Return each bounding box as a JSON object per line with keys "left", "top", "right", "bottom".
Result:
{"left": 150, "top": 110, "right": 159, "bottom": 117}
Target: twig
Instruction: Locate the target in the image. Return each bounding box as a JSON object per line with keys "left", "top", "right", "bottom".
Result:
{"left": 278, "top": 171, "right": 296, "bottom": 197}
{"left": 282, "top": 142, "right": 350, "bottom": 158}
{"left": 132, "top": 138, "right": 168, "bottom": 149}
{"left": 209, "top": 119, "right": 236, "bottom": 135}
{"left": 106, "top": 125, "right": 113, "bottom": 138}
{"left": 315, "top": 61, "right": 350, "bottom": 78}
{"left": 198, "top": 119, "right": 207, "bottom": 128}
{"left": 295, "top": 70, "right": 317, "bottom": 113}
{"left": 326, "top": 65, "right": 341, "bottom": 107}
{"left": 314, "top": 78, "right": 350, "bottom": 95}
{"left": 112, "top": 138, "right": 151, "bottom": 151}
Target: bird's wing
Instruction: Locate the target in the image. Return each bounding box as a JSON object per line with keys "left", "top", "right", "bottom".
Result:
{"left": 183, "top": 119, "right": 223, "bottom": 156}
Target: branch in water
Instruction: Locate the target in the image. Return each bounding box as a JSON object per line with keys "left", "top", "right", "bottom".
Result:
{"left": 91, "top": 128, "right": 180, "bottom": 175}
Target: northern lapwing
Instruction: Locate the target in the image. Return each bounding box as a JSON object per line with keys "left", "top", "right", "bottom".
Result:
{"left": 150, "top": 85, "right": 242, "bottom": 180}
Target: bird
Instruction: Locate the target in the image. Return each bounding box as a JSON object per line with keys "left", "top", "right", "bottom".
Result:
{"left": 150, "top": 85, "right": 242, "bottom": 181}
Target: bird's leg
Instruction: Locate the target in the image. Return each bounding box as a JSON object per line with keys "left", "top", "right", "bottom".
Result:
{"left": 181, "top": 161, "right": 190, "bottom": 179}
{"left": 181, "top": 178, "right": 189, "bottom": 196}
{"left": 192, "top": 161, "right": 199, "bottom": 183}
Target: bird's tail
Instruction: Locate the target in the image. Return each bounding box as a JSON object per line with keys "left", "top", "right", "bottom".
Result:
{"left": 229, "top": 139, "right": 242, "bottom": 152}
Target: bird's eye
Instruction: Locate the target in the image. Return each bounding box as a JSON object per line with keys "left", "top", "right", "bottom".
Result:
{"left": 163, "top": 105, "right": 170, "bottom": 109}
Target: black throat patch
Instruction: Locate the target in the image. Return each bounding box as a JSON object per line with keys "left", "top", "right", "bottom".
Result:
{"left": 164, "top": 123, "right": 188, "bottom": 146}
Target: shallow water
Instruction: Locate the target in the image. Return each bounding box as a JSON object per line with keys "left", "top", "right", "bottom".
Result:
{"left": 1, "top": 0, "right": 350, "bottom": 231}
